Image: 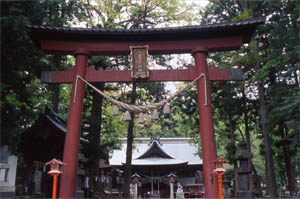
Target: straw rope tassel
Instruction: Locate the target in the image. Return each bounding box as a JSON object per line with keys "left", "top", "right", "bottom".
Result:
{"left": 112, "top": 105, "right": 119, "bottom": 116}
{"left": 73, "top": 75, "right": 79, "bottom": 103}
{"left": 138, "top": 113, "right": 145, "bottom": 124}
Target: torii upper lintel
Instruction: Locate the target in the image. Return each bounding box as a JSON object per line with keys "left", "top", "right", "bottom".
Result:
{"left": 27, "top": 17, "right": 264, "bottom": 55}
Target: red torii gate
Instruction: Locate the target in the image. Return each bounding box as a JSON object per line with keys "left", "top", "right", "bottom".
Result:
{"left": 27, "top": 17, "right": 264, "bottom": 198}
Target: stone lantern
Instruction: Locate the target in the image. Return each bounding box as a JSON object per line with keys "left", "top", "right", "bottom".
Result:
{"left": 223, "top": 175, "right": 231, "bottom": 199}
{"left": 131, "top": 173, "right": 142, "bottom": 199}
{"left": 167, "top": 173, "right": 177, "bottom": 199}
{"left": 234, "top": 141, "right": 253, "bottom": 199}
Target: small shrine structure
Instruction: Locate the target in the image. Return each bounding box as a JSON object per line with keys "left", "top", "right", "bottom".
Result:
{"left": 19, "top": 107, "right": 107, "bottom": 197}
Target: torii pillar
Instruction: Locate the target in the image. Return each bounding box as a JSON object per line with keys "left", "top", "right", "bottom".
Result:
{"left": 59, "top": 49, "right": 89, "bottom": 198}
{"left": 193, "top": 47, "right": 218, "bottom": 198}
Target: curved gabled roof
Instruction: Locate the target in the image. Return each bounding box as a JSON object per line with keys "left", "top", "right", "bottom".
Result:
{"left": 26, "top": 17, "right": 265, "bottom": 43}
{"left": 136, "top": 139, "right": 174, "bottom": 159}
{"left": 19, "top": 107, "right": 89, "bottom": 162}
{"left": 110, "top": 138, "right": 202, "bottom": 166}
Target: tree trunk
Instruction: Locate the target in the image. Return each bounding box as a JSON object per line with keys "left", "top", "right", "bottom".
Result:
{"left": 89, "top": 82, "right": 104, "bottom": 197}
{"left": 257, "top": 81, "right": 278, "bottom": 198}
{"left": 264, "top": 156, "right": 270, "bottom": 195}
{"left": 51, "top": 55, "right": 62, "bottom": 112}
{"left": 242, "top": 89, "right": 254, "bottom": 191}
{"left": 123, "top": 82, "right": 136, "bottom": 198}
{"left": 293, "top": 70, "right": 299, "bottom": 87}
{"left": 242, "top": 90, "right": 251, "bottom": 151}
{"left": 251, "top": 162, "right": 263, "bottom": 197}
{"left": 278, "top": 123, "right": 296, "bottom": 193}
{"left": 229, "top": 116, "right": 238, "bottom": 197}
{"left": 51, "top": 84, "right": 60, "bottom": 112}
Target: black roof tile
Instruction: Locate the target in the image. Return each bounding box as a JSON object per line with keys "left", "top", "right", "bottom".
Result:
{"left": 27, "top": 17, "right": 265, "bottom": 43}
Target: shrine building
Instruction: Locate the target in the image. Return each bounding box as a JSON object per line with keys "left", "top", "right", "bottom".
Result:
{"left": 107, "top": 137, "right": 204, "bottom": 198}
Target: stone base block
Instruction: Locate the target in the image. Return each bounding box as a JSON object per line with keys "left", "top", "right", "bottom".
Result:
{"left": 237, "top": 191, "right": 254, "bottom": 199}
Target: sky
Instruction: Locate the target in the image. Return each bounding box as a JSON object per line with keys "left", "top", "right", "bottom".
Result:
{"left": 184, "top": 0, "right": 209, "bottom": 7}
{"left": 164, "top": 0, "right": 210, "bottom": 93}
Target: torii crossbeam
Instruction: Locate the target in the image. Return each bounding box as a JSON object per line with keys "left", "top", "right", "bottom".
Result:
{"left": 27, "top": 17, "right": 264, "bottom": 199}
{"left": 41, "top": 65, "right": 244, "bottom": 83}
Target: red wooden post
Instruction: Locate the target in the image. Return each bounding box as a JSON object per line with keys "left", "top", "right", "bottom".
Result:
{"left": 213, "top": 158, "right": 229, "bottom": 199}
{"left": 217, "top": 172, "right": 223, "bottom": 199}
{"left": 59, "top": 48, "right": 89, "bottom": 198}
{"left": 192, "top": 47, "right": 218, "bottom": 198}
{"left": 52, "top": 174, "right": 58, "bottom": 199}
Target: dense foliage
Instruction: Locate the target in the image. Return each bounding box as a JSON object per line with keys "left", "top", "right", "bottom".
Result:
{"left": 1, "top": 0, "right": 299, "bottom": 198}
{"left": 200, "top": 0, "right": 300, "bottom": 197}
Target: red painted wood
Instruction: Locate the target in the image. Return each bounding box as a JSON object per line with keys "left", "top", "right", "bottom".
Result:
{"left": 59, "top": 49, "right": 89, "bottom": 199}
{"left": 85, "top": 67, "right": 198, "bottom": 82}
{"left": 40, "top": 36, "right": 244, "bottom": 55}
{"left": 45, "top": 66, "right": 235, "bottom": 83}
{"left": 193, "top": 48, "right": 218, "bottom": 198}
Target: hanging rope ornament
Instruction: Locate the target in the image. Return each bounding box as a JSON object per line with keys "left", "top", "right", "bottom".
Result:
{"left": 123, "top": 111, "right": 132, "bottom": 121}
{"left": 152, "top": 109, "right": 159, "bottom": 120}
{"left": 138, "top": 113, "right": 145, "bottom": 124}
{"left": 163, "top": 103, "right": 170, "bottom": 114}
{"left": 112, "top": 105, "right": 119, "bottom": 116}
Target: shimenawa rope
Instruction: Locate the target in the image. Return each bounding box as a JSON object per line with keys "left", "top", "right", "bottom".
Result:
{"left": 73, "top": 73, "right": 208, "bottom": 113}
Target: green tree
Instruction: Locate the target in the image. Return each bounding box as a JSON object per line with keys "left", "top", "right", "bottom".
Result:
{"left": 1, "top": 0, "right": 88, "bottom": 150}
{"left": 201, "top": 0, "right": 299, "bottom": 197}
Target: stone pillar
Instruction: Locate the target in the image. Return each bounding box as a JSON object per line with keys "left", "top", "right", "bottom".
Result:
{"left": 7, "top": 156, "right": 18, "bottom": 189}
{"left": 0, "top": 153, "right": 17, "bottom": 198}
{"left": 129, "top": 183, "right": 134, "bottom": 199}
{"left": 131, "top": 173, "right": 141, "bottom": 199}
{"left": 167, "top": 173, "right": 176, "bottom": 199}
{"left": 33, "top": 167, "right": 42, "bottom": 194}
{"left": 170, "top": 182, "right": 174, "bottom": 199}
{"left": 134, "top": 182, "right": 138, "bottom": 199}
{"left": 223, "top": 176, "right": 231, "bottom": 199}
{"left": 234, "top": 142, "right": 254, "bottom": 198}
{"left": 138, "top": 181, "right": 142, "bottom": 199}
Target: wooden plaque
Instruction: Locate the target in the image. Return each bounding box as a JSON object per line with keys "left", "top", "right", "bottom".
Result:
{"left": 130, "top": 46, "right": 149, "bottom": 79}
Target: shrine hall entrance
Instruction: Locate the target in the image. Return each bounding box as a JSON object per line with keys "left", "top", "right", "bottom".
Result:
{"left": 27, "top": 17, "right": 264, "bottom": 198}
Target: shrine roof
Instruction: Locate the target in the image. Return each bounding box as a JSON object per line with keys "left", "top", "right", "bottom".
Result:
{"left": 128, "top": 158, "right": 188, "bottom": 166}
{"left": 21, "top": 107, "right": 88, "bottom": 144}
{"left": 19, "top": 107, "right": 92, "bottom": 162}
{"left": 27, "top": 17, "right": 265, "bottom": 44}
{"left": 136, "top": 139, "right": 175, "bottom": 159}
{"left": 109, "top": 138, "right": 202, "bottom": 166}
